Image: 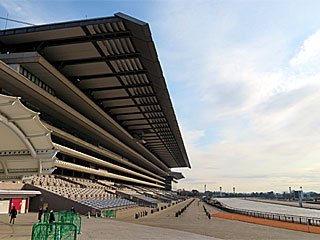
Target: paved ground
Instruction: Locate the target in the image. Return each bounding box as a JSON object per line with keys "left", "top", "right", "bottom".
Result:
{"left": 1, "top": 198, "right": 320, "bottom": 239}
{"left": 0, "top": 212, "right": 36, "bottom": 240}
{"left": 123, "top": 198, "right": 320, "bottom": 240}
{"left": 0, "top": 202, "right": 219, "bottom": 240}
{"left": 79, "top": 217, "right": 218, "bottom": 240}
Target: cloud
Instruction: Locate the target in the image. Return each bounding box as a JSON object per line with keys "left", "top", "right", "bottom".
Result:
{"left": 0, "top": 0, "right": 78, "bottom": 28}
{"left": 0, "top": 0, "right": 48, "bottom": 25}
{"left": 159, "top": 2, "right": 320, "bottom": 193}
{"left": 290, "top": 29, "right": 320, "bottom": 67}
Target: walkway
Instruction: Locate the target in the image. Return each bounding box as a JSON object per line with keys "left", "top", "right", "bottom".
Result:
{"left": 124, "top": 198, "right": 320, "bottom": 240}
{"left": 2, "top": 199, "right": 320, "bottom": 239}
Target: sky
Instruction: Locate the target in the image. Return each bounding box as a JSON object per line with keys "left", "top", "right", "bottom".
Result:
{"left": 2, "top": 0, "right": 320, "bottom": 193}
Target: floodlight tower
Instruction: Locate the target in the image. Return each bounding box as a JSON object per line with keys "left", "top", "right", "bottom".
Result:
{"left": 219, "top": 186, "right": 222, "bottom": 197}
{"left": 299, "top": 186, "right": 303, "bottom": 207}
{"left": 289, "top": 187, "right": 292, "bottom": 200}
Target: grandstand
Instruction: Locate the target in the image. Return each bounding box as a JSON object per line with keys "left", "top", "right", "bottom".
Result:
{"left": 0, "top": 13, "right": 190, "bottom": 214}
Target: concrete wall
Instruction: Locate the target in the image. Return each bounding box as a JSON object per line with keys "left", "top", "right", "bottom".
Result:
{"left": 0, "top": 182, "right": 24, "bottom": 190}
{"left": 22, "top": 184, "right": 96, "bottom": 215}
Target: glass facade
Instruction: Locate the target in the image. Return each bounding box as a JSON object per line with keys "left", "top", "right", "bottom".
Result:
{"left": 19, "top": 66, "right": 56, "bottom": 96}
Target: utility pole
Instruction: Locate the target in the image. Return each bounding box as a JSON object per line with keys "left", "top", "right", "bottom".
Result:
{"left": 289, "top": 187, "right": 292, "bottom": 200}
{"left": 299, "top": 186, "right": 303, "bottom": 207}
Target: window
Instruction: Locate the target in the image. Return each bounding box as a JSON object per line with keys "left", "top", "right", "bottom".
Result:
{"left": 19, "top": 66, "right": 56, "bottom": 97}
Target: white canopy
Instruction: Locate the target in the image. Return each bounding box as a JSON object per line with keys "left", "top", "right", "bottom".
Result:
{"left": 0, "top": 93, "right": 58, "bottom": 180}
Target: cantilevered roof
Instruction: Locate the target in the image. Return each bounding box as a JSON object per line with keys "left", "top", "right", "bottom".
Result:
{"left": 0, "top": 13, "right": 190, "bottom": 168}
{"left": 0, "top": 94, "right": 57, "bottom": 180}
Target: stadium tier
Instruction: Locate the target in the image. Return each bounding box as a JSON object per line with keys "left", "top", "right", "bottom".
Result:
{"left": 0, "top": 13, "right": 190, "bottom": 213}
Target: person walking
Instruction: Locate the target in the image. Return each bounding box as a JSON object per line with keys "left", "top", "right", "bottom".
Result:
{"left": 9, "top": 206, "right": 17, "bottom": 224}
{"left": 38, "top": 207, "right": 43, "bottom": 222}
{"left": 49, "top": 209, "right": 55, "bottom": 223}
{"left": 71, "top": 206, "right": 75, "bottom": 215}
{"left": 49, "top": 209, "right": 55, "bottom": 232}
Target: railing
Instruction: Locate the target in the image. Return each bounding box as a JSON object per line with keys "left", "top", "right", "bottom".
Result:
{"left": 43, "top": 211, "right": 81, "bottom": 234}
{"left": 31, "top": 222, "right": 77, "bottom": 240}
{"left": 102, "top": 209, "right": 117, "bottom": 218}
{"left": 61, "top": 216, "right": 81, "bottom": 234}
{"left": 210, "top": 200, "right": 320, "bottom": 226}
{"left": 44, "top": 211, "right": 74, "bottom": 223}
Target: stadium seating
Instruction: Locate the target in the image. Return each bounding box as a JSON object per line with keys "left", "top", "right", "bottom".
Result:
{"left": 76, "top": 198, "right": 135, "bottom": 209}
{"left": 31, "top": 175, "right": 117, "bottom": 200}
{"left": 26, "top": 174, "right": 182, "bottom": 212}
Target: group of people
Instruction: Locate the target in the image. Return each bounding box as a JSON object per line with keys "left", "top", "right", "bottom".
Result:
{"left": 37, "top": 206, "right": 76, "bottom": 223}
{"left": 9, "top": 205, "right": 76, "bottom": 224}
{"left": 9, "top": 204, "right": 76, "bottom": 226}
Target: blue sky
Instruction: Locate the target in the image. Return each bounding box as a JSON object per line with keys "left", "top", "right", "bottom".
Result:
{"left": 2, "top": 0, "right": 320, "bottom": 193}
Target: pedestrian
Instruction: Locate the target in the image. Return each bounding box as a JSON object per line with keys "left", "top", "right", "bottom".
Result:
{"left": 49, "top": 209, "right": 55, "bottom": 232}
{"left": 9, "top": 206, "right": 17, "bottom": 224}
{"left": 71, "top": 206, "right": 75, "bottom": 215}
{"left": 49, "top": 209, "right": 55, "bottom": 223}
{"left": 38, "top": 207, "right": 43, "bottom": 222}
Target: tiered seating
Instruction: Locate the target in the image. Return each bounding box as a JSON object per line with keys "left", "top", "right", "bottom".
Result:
{"left": 41, "top": 186, "right": 116, "bottom": 200}
{"left": 64, "top": 177, "right": 113, "bottom": 190}
{"left": 137, "top": 196, "right": 159, "bottom": 203}
{"left": 98, "top": 180, "right": 115, "bottom": 186}
{"left": 118, "top": 190, "right": 141, "bottom": 196}
{"left": 28, "top": 175, "right": 183, "bottom": 209}
{"left": 30, "top": 175, "right": 117, "bottom": 200}
{"left": 75, "top": 198, "right": 135, "bottom": 209}
{"left": 147, "top": 187, "right": 178, "bottom": 200}
{"left": 31, "top": 175, "right": 76, "bottom": 187}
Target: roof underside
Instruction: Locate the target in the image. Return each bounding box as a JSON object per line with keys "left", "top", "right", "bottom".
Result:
{"left": 0, "top": 13, "right": 190, "bottom": 168}
{"left": 170, "top": 172, "right": 185, "bottom": 180}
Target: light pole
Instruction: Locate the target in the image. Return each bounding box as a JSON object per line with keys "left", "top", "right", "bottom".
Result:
{"left": 299, "top": 186, "right": 303, "bottom": 207}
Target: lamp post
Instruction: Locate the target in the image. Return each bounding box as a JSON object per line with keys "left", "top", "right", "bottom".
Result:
{"left": 299, "top": 186, "right": 303, "bottom": 207}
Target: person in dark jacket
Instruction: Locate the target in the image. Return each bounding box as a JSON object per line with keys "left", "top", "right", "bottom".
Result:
{"left": 71, "top": 206, "right": 75, "bottom": 215}
{"left": 49, "top": 209, "right": 55, "bottom": 232}
{"left": 49, "top": 209, "right": 55, "bottom": 223}
{"left": 9, "top": 206, "right": 17, "bottom": 224}
{"left": 38, "top": 207, "right": 43, "bottom": 222}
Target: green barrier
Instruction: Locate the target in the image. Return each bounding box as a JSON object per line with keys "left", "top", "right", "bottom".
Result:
{"left": 31, "top": 222, "right": 77, "bottom": 240}
{"left": 102, "top": 210, "right": 116, "bottom": 218}
{"left": 44, "top": 211, "right": 74, "bottom": 223}
{"left": 61, "top": 216, "right": 81, "bottom": 234}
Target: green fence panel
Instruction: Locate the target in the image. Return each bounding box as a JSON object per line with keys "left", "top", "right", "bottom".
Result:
{"left": 32, "top": 223, "right": 49, "bottom": 240}
{"left": 31, "top": 222, "right": 77, "bottom": 240}
{"left": 61, "top": 216, "right": 81, "bottom": 234}
{"left": 44, "top": 211, "right": 74, "bottom": 224}
{"left": 102, "top": 210, "right": 117, "bottom": 218}
{"left": 44, "top": 213, "right": 50, "bottom": 223}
